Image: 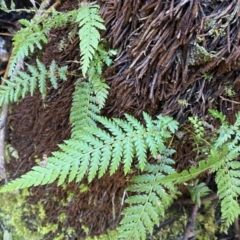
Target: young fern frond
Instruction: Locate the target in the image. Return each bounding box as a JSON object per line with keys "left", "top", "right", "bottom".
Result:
{"left": 118, "top": 150, "right": 178, "bottom": 240}
{"left": 0, "top": 113, "right": 178, "bottom": 192}
{"left": 76, "top": 4, "right": 106, "bottom": 76}
{"left": 0, "top": 60, "right": 67, "bottom": 105}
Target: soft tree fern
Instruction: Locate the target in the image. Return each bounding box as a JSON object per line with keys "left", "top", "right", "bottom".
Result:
{"left": 1, "top": 1, "right": 240, "bottom": 239}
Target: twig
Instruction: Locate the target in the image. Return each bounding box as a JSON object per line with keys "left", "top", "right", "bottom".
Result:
{"left": 177, "top": 193, "right": 218, "bottom": 205}
{"left": 183, "top": 204, "right": 199, "bottom": 240}
{"left": 0, "top": 54, "right": 12, "bottom": 183}
{"left": 157, "top": 217, "right": 178, "bottom": 230}
{"left": 34, "top": 0, "right": 52, "bottom": 18}
{"left": 234, "top": 217, "right": 240, "bottom": 240}
{"left": 0, "top": 33, "right": 14, "bottom": 37}
{"left": 220, "top": 96, "right": 240, "bottom": 105}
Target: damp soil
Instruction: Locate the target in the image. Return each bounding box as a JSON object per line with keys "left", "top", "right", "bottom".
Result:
{"left": 2, "top": 0, "right": 240, "bottom": 238}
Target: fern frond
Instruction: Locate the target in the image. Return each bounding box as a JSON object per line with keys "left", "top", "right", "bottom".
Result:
{"left": 161, "top": 147, "right": 227, "bottom": 184}
{"left": 213, "top": 112, "right": 240, "bottom": 229}
{"left": 0, "top": 113, "right": 178, "bottom": 192}
{"left": 118, "top": 152, "right": 177, "bottom": 240}
{"left": 8, "top": 8, "right": 72, "bottom": 76}
{"left": 8, "top": 18, "right": 48, "bottom": 76}
{"left": 70, "top": 81, "right": 97, "bottom": 134}
{"left": 168, "top": 110, "right": 240, "bottom": 230}
{"left": 76, "top": 4, "right": 106, "bottom": 76}
{"left": 70, "top": 78, "right": 109, "bottom": 136}
{"left": 215, "top": 156, "right": 240, "bottom": 229}
{"left": 0, "top": 60, "right": 67, "bottom": 105}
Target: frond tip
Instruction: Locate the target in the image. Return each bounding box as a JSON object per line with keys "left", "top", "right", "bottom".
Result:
{"left": 76, "top": 4, "right": 106, "bottom": 76}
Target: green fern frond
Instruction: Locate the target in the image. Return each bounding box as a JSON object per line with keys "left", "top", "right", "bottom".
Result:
{"left": 161, "top": 147, "right": 227, "bottom": 184}
{"left": 118, "top": 151, "right": 177, "bottom": 240}
{"left": 70, "top": 78, "right": 109, "bottom": 136}
{"left": 9, "top": 19, "right": 48, "bottom": 76}
{"left": 8, "top": 9, "right": 72, "bottom": 76}
{"left": 76, "top": 4, "right": 106, "bottom": 76}
{"left": 70, "top": 81, "right": 98, "bottom": 134}
{"left": 163, "top": 110, "right": 240, "bottom": 230}
{"left": 0, "top": 60, "right": 67, "bottom": 105}
{"left": 212, "top": 111, "right": 240, "bottom": 230}
{"left": 0, "top": 113, "right": 178, "bottom": 192}
{"left": 214, "top": 153, "right": 240, "bottom": 229}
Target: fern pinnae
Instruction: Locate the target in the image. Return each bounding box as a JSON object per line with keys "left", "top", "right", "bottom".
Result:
{"left": 118, "top": 158, "right": 177, "bottom": 239}
{"left": 76, "top": 4, "right": 106, "bottom": 76}
{"left": 49, "top": 60, "right": 58, "bottom": 89}
{"left": 216, "top": 163, "right": 240, "bottom": 228}
{"left": 9, "top": 19, "right": 48, "bottom": 76}
{"left": 0, "top": 60, "right": 67, "bottom": 106}
{"left": 98, "top": 145, "right": 112, "bottom": 178}
{"left": 98, "top": 117, "right": 126, "bottom": 138}
{"left": 110, "top": 142, "right": 123, "bottom": 175}
{"left": 0, "top": 113, "right": 177, "bottom": 192}
{"left": 70, "top": 78, "right": 109, "bottom": 136}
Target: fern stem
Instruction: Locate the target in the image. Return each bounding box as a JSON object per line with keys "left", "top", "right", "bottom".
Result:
{"left": 0, "top": 48, "right": 13, "bottom": 183}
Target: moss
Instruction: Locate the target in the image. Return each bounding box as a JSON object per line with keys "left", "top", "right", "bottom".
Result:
{"left": 189, "top": 43, "right": 215, "bottom": 66}
{"left": 0, "top": 189, "right": 76, "bottom": 240}
{"left": 0, "top": 191, "right": 42, "bottom": 239}
{"left": 196, "top": 204, "right": 217, "bottom": 240}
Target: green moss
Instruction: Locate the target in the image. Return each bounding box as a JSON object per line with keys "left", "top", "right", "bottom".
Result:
{"left": 0, "top": 189, "right": 77, "bottom": 240}
{"left": 0, "top": 191, "right": 42, "bottom": 239}
{"left": 196, "top": 207, "right": 217, "bottom": 239}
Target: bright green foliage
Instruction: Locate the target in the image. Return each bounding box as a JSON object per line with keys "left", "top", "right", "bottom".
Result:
{"left": 187, "top": 181, "right": 211, "bottom": 207}
{"left": 0, "top": 60, "right": 67, "bottom": 105}
{"left": 7, "top": 8, "right": 72, "bottom": 75}
{"left": 8, "top": 18, "right": 48, "bottom": 76}
{"left": 70, "top": 81, "right": 99, "bottom": 135}
{"left": 189, "top": 116, "right": 205, "bottom": 140}
{"left": 209, "top": 109, "right": 240, "bottom": 230}
{"left": 160, "top": 147, "right": 226, "bottom": 184}
{"left": 3, "top": 2, "right": 240, "bottom": 239}
{"left": 161, "top": 110, "right": 240, "bottom": 231}
{"left": 76, "top": 4, "right": 106, "bottom": 76}
{"left": 0, "top": 113, "right": 178, "bottom": 191}
{"left": 70, "top": 44, "right": 116, "bottom": 136}
{"left": 7, "top": 4, "right": 102, "bottom": 77}
{"left": 118, "top": 149, "right": 178, "bottom": 240}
